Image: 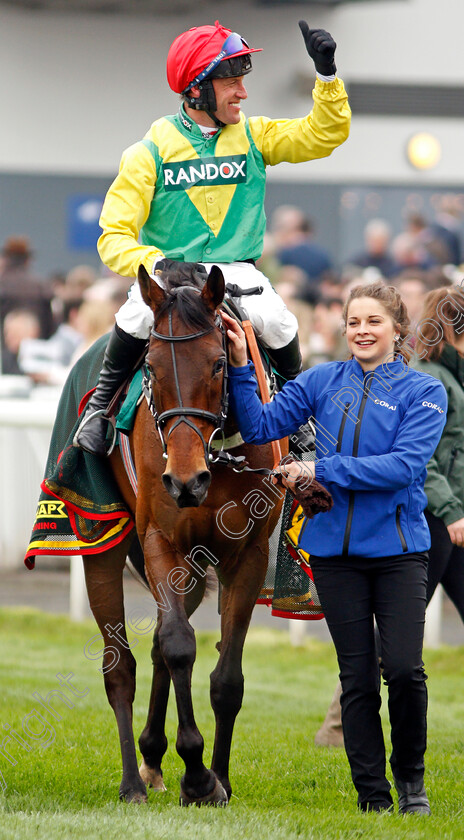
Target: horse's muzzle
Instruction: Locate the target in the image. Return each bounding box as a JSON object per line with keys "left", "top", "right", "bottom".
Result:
{"left": 162, "top": 469, "right": 212, "bottom": 508}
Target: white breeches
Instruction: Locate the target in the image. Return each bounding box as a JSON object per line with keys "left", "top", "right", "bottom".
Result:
{"left": 115, "top": 261, "right": 298, "bottom": 350}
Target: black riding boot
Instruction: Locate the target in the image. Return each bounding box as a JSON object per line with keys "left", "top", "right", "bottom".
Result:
{"left": 74, "top": 324, "right": 147, "bottom": 456}
{"left": 268, "top": 334, "right": 302, "bottom": 382}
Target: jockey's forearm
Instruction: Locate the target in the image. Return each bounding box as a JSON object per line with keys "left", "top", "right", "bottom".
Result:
{"left": 97, "top": 229, "right": 162, "bottom": 279}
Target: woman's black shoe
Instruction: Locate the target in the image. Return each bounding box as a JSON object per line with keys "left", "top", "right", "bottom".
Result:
{"left": 394, "top": 778, "right": 431, "bottom": 815}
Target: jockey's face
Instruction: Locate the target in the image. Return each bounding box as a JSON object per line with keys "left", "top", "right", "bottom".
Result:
{"left": 211, "top": 76, "right": 248, "bottom": 125}
{"left": 187, "top": 76, "right": 248, "bottom": 127}
{"left": 345, "top": 297, "right": 399, "bottom": 372}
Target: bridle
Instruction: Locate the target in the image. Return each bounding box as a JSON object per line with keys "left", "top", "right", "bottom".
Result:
{"left": 142, "top": 292, "right": 230, "bottom": 469}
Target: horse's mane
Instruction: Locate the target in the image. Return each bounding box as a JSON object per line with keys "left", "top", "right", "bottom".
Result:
{"left": 154, "top": 266, "right": 213, "bottom": 333}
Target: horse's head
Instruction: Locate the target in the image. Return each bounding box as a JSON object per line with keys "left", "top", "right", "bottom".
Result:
{"left": 139, "top": 262, "right": 226, "bottom": 508}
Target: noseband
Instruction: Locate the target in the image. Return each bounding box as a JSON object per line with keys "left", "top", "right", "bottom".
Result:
{"left": 142, "top": 295, "right": 229, "bottom": 469}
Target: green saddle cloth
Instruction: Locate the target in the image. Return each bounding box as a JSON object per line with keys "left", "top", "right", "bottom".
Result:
{"left": 25, "top": 334, "right": 136, "bottom": 569}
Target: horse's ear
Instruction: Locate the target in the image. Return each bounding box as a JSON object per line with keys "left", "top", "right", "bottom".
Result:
{"left": 138, "top": 264, "right": 166, "bottom": 308}
{"left": 201, "top": 265, "right": 225, "bottom": 311}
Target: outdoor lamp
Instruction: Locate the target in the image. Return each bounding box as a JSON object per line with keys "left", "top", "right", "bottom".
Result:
{"left": 407, "top": 132, "right": 441, "bottom": 170}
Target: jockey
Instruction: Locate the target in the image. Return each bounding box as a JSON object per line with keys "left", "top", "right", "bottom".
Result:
{"left": 76, "top": 19, "right": 351, "bottom": 455}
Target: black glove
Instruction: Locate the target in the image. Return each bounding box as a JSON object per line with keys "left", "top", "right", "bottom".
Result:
{"left": 298, "top": 21, "right": 337, "bottom": 76}
{"left": 156, "top": 258, "right": 208, "bottom": 285}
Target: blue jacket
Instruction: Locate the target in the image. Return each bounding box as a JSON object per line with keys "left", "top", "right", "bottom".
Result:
{"left": 228, "top": 357, "right": 447, "bottom": 558}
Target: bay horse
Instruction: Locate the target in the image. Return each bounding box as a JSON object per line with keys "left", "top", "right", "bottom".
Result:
{"left": 82, "top": 263, "right": 286, "bottom": 805}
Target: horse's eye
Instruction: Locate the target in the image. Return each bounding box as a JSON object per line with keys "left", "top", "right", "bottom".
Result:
{"left": 146, "top": 362, "right": 156, "bottom": 380}
{"left": 212, "top": 358, "right": 226, "bottom": 376}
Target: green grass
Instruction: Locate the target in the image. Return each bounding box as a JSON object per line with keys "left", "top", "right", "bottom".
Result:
{"left": 0, "top": 607, "right": 463, "bottom": 839}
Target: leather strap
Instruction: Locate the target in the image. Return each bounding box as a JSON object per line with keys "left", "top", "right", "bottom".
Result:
{"left": 241, "top": 319, "right": 284, "bottom": 469}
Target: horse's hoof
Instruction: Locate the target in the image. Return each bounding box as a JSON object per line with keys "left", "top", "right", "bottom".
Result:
{"left": 119, "top": 780, "right": 148, "bottom": 804}
{"left": 139, "top": 759, "right": 167, "bottom": 792}
{"left": 179, "top": 774, "right": 228, "bottom": 807}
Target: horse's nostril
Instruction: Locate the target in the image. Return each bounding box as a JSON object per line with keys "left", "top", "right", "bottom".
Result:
{"left": 192, "top": 470, "right": 212, "bottom": 494}
{"left": 162, "top": 473, "right": 181, "bottom": 499}
{"left": 162, "top": 470, "right": 211, "bottom": 506}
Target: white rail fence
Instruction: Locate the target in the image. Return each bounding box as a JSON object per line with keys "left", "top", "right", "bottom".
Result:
{"left": 0, "top": 396, "right": 57, "bottom": 569}
{"left": 0, "top": 393, "right": 444, "bottom": 644}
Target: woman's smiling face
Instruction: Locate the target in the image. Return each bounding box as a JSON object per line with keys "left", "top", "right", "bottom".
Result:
{"left": 346, "top": 296, "right": 399, "bottom": 371}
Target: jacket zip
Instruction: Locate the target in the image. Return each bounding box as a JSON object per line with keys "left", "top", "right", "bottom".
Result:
{"left": 336, "top": 403, "right": 350, "bottom": 453}
{"left": 342, "top": 375, "right": 373, "bottom": 556}
{"left": 396, "top": 504, "right": 408, "bottom": 552}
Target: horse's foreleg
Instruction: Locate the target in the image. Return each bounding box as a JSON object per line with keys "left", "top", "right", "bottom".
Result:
{"left": 210, "top": 541, "right": 269, "bottom": 799}
{"left": 138, "top": 621, "right": 170, "bottom": 791}
{"left": 143, "top": 527, "right": 227, "bottom": 806}
{"left": 138, "top": 574, "right": 208, "bottom": 792}
{"left": 83, "top": 540, "right": 147, "bottom": 803}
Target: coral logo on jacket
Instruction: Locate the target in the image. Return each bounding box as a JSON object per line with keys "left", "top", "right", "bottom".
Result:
{"left": 374, "top": 399, "right": 397, "bottom": 411}
{"left": 163, "top": 156, "right": 247, "bottom": 191}
{"left": 422, "top": 401, "right": 445, "bottom": 414}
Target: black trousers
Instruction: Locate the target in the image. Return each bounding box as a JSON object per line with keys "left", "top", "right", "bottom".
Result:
{"left": 425, "top": 510, "right": 464, "bottom": 621}
{"left": 310, "top": 552, "right": 428, "bottom": 809}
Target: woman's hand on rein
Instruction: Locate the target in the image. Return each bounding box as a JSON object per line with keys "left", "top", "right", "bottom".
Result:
{"left": 272, "top": 459, "right": 315, "bottom": 490}
{"left": 221, "top": 311, "right": 248, "bottom": 367}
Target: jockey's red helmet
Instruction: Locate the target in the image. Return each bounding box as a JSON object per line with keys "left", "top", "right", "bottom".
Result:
{"left": 167, "top": 20, "right": 262, "bottom": 95}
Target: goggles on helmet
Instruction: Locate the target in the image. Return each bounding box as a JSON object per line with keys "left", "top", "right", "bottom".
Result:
{"left": 182, "top": 32, "right": 252, "bottom": 94}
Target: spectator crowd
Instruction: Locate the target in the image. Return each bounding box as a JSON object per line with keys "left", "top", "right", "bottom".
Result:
{"left": 260, "top": 194, "right": 464, "bottom": 371}
{"left": 0, "top": 236, "right": 130, "bottom": 387}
